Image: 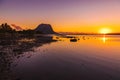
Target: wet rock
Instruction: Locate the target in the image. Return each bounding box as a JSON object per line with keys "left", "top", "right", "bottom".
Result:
{"left": 70, "top": 38, "right": 78, "bottom": 42}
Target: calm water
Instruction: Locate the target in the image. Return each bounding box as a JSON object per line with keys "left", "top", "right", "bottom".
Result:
{"left": 1, "top": 35, "right": 120, "bottom": 80}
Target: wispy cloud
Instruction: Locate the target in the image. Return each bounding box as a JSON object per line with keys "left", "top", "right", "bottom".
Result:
{"left": 11, "top": 24, "right": 23, "bottom": 31}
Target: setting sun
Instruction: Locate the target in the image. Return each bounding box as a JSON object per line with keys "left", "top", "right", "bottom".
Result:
{"left": 99, "top": 28, "right": 111, "bottom": 34}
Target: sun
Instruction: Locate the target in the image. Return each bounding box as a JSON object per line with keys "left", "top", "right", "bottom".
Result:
{"left": 99, "top": 28, "right": 111, "bottom": 34}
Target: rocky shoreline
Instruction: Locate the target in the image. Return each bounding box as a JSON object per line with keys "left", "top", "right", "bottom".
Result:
{"left": 0, "top": 34, "right": 57, "bottom": 80}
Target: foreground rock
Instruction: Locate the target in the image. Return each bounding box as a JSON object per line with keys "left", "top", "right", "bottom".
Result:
{"left": 35, "top": 24, "right": 55, "bottom": 34}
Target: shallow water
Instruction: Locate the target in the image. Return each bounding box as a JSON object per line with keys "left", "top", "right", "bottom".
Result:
{"left": 1, "top": 35, "right": 120, "bottom": 80}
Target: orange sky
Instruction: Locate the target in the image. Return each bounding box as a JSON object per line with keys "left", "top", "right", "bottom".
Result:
{"left": 0, "top": 0, "right": 120, "bottom": 33}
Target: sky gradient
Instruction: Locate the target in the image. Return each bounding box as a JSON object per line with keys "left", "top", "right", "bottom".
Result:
{"left": 0, "top": 0, "right": 120, "bottom": 33}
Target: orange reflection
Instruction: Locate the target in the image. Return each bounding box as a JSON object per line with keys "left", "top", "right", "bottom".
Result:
{"left": 101, "top": 35, "right": 108, "bottom": 43}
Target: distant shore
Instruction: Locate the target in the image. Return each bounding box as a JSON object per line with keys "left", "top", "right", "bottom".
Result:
{"left": 58, "top": 32, "right": 120, "bottom": 35}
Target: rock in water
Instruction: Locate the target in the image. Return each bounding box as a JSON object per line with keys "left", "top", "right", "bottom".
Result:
{"left": 35, "top": 24, "right": 55, "bottom": 34}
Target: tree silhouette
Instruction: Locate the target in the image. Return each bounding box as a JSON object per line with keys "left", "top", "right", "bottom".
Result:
{"left": 0, "top": 23, "right": 13, "bottom": 33}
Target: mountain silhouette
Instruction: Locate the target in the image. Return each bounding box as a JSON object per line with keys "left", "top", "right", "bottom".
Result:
{"left": 35, "top": 24, "right": 55, "bottom": 34}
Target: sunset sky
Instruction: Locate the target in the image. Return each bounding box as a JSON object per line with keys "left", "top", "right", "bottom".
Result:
{"left": 0, "top": 0, "right": 120, "bottom": 33}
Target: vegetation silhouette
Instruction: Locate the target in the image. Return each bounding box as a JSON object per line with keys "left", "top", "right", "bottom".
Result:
{"left": 0, "top": 23, "right": 15, "bottom": 33}
{"left": 0, "top": 23, "right": 57, "bottom": 36}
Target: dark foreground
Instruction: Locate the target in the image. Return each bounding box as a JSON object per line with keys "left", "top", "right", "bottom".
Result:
{"left": 0, "top": 34, "right": 120, "bottom": 80}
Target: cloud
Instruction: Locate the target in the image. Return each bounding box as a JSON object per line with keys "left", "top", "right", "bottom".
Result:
{"left": 11, "top": 24, "right": 23, "bottom": 31}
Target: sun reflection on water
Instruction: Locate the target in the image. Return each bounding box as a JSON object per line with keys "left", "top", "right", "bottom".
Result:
{"left": 101, "top": 35, "right": 108, "bottom": 43}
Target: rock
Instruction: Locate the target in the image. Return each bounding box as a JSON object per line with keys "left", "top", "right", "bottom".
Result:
{"left": 35, "top": 24, "right": 55, "bottom": 34}
{"left": 70, "top": 38, "right": 78, "bottom": 42}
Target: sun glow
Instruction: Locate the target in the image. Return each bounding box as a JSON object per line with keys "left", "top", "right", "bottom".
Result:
{"left": 99, "top": 28, "right": 111, "bottom": 34}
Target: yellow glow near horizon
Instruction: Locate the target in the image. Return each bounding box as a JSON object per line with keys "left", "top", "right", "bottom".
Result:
{"left": 99, "top": 28, "right": 111, "bottom": 34}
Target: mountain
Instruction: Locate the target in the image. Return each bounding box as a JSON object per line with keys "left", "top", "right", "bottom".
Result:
{"left": 35, "top": 24, "right": 55, "bottom": 34}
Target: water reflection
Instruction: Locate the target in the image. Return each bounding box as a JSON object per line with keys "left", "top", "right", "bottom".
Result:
{"left": 0, "top": 35, "right": 120, "bottom": 80}
{"left": 101, "top": 35, "right": 108, "bottom": 43}
{"left": 0, "top": 35, "right": 57, "bottom": 80}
